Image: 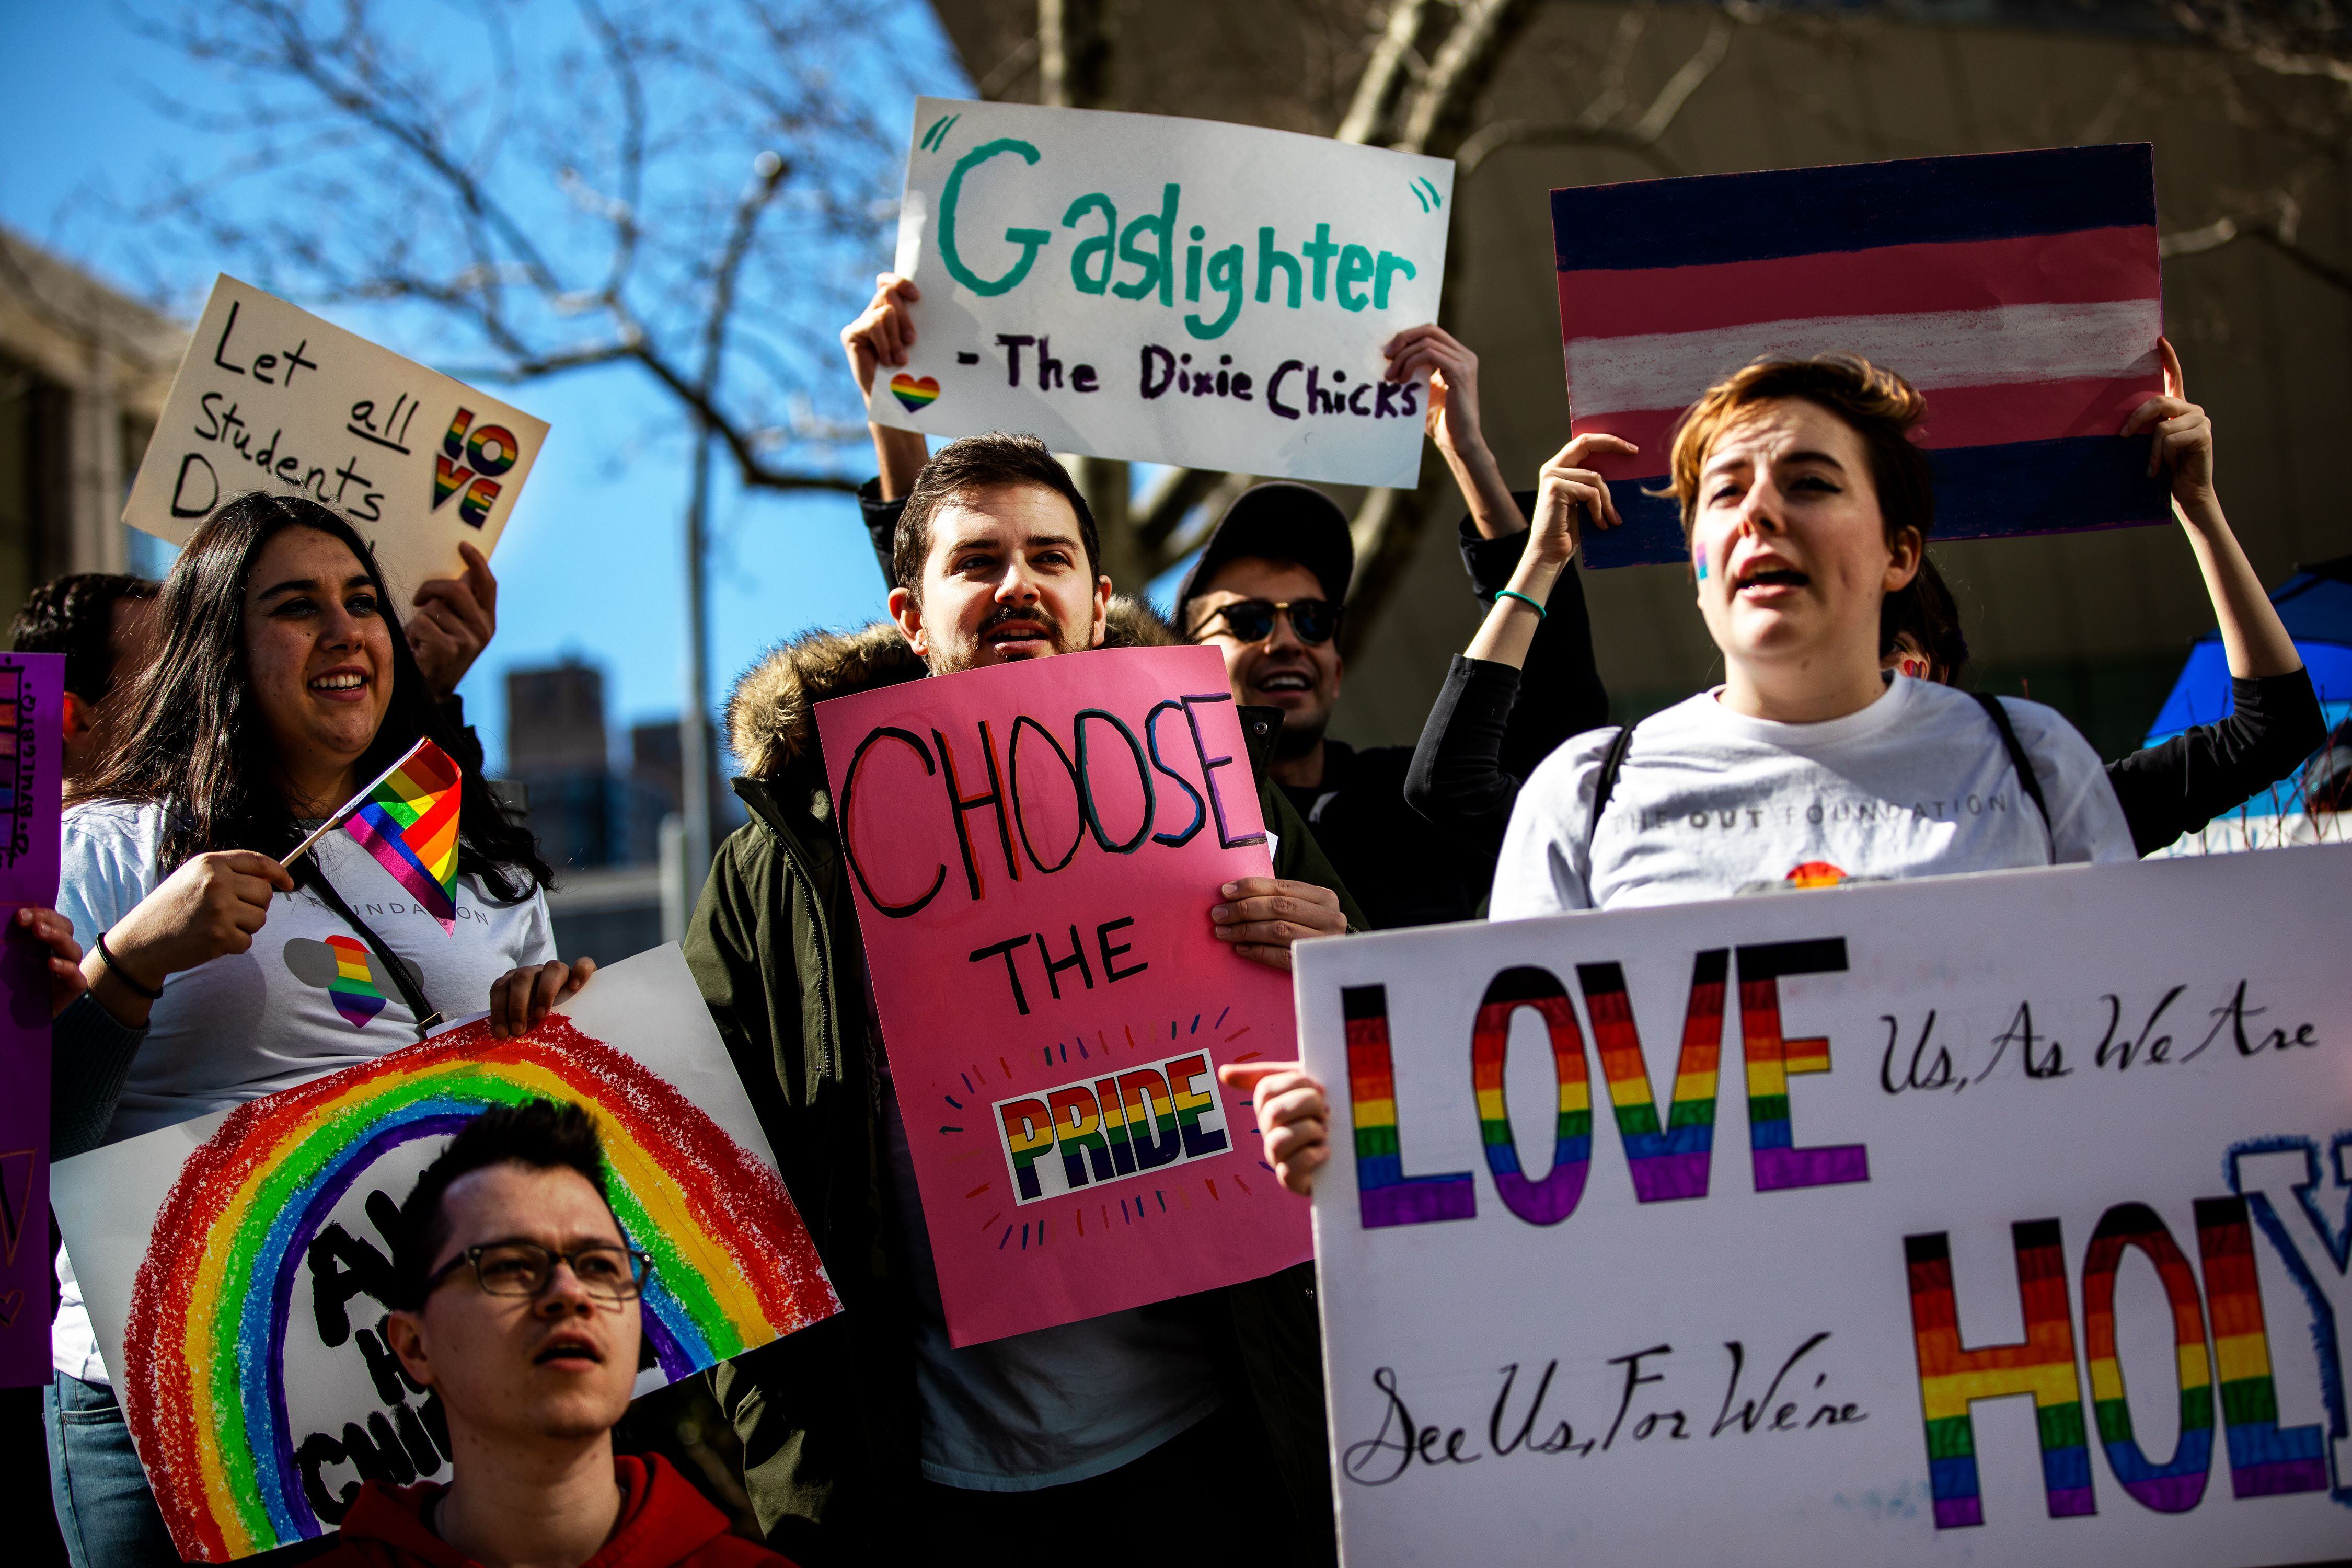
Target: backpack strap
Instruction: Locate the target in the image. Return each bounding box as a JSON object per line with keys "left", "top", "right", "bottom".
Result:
{"left": 1584, "top": 721, "right": 1638, "bottom": 858}
{"left": 1972, "top": 691, "right": 2054, "bottom": 860}
{"left": 295, "top": 859, "right": 445, "bottom": 1040}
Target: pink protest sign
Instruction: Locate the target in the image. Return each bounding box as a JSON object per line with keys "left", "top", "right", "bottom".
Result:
{"left": 816, "top": 643, "right": 1312, "bottom": 1346}
{"left": 0, "top": 652, "right": 64, "bottom": 1386}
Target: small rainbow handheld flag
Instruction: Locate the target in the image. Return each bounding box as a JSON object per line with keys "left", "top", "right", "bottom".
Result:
{"left": 330, "top": 738, "right": 463, "bottom": 932}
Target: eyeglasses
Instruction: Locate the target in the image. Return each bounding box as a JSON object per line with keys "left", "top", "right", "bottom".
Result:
{"left": 425, "top": 1241, "right": 653, "bottom": 1302}
{"left": 1190, "top": 597, "right": 1341, "bottom": 647}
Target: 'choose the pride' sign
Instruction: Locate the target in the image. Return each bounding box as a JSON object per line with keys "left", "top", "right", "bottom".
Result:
{"left": 874, "top": 97, "right": 1454, "bottom": 488}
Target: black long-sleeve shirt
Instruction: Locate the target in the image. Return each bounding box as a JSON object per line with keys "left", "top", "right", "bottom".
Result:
{"left": 2106, "top": 669, "right": 2325, "bottom": 854}
{"left": 1279, "top": 517, "right": 1608, "bottom": 928}
{"left": 1409, "top": 652, "right": 2325, "bottom": 862}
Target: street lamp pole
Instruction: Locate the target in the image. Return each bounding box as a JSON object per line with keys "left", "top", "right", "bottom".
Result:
{"left": 678, "top": 417, "right": 713, "bottom": 923}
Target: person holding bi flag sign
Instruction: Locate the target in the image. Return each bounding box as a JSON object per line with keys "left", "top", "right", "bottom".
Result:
{"left": 42, "top": 493, "right": 590, "bottom": 1567}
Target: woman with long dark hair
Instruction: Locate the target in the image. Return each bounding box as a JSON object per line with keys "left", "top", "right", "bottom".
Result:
{"left": 44, "top": 493, "right": 585, "bottom": 1565}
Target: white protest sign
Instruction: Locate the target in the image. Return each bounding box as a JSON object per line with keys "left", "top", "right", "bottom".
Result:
{"left": 874, "top": 97, "right": 1453, "bottom": 488}
{"left": 124, "top": 275, "right": 548, "bottom": 598}
{"left": 1296, "top": 846, "right": 2352, "bottom": 1567}
{"left": 52, "top": 946, "right": 838, "bottom": 1562}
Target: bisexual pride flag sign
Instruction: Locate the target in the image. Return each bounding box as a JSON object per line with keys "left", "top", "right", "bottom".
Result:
{"left": 1553, "top": 144, "right": 2170, "bottom": 567}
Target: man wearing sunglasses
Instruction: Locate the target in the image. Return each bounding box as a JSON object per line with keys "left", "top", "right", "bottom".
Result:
{"left": 1173, "top": 457, "right": 1608, "bottom": 930}
{"left": 318, "top": 1099, "right": 790, "bottom": 1567}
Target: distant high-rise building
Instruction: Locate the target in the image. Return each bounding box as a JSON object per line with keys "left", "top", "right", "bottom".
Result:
{"left": 504, "top": 660, "right": 619, "bottom": 870}
{"left": 506, "top": 662, "right": 609, "bottom": 774}
{"left": 626, "top": 718, "right": 743, "bottom": 864}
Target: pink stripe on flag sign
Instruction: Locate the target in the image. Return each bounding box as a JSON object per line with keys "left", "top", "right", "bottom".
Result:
{"left": 1551, "top": 145, "right": 2170, "bottom": 566}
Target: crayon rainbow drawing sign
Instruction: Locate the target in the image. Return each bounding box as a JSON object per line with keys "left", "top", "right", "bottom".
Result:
{"left": 1552, "top": 144, "right": 2171, "bottom": 566}
{"left": 1300, "top": 847, "right": 2352, "bottom": 1567}
{"left": 52, "top": 947, "right": 837, "bottom": 1562}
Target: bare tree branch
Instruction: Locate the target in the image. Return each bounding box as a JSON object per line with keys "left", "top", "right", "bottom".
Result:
{"left": 1337, "top": 0, "right": 1437, "bottom": 145}
{"left": 125, "top": 0, "right": 909, "bottom": 502}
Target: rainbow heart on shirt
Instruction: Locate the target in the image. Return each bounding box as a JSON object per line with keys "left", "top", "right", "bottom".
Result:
{"left": 890, "top": 373, "right": 941, "bottom": 413}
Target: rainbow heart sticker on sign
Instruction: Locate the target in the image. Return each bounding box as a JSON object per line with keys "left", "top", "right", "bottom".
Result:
{"left": 890, "top": 373, "right": 940, "bottom": 412}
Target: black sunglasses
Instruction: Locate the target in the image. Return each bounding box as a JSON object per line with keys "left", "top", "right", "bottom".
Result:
{"left": 1191, "top": 597, "right": 1341, "bottom": 647}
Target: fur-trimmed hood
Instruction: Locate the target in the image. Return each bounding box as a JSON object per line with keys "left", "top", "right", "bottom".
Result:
{"left": 726, "top": 596, "right": 1180, "bottom": 784}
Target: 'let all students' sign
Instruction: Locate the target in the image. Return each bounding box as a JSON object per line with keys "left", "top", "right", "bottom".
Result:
{"left": 1301, "top": 847, "right": 2352, "bottom": 1567}
{"left": 125, "top": 276, "right": 547, "bottom": 599}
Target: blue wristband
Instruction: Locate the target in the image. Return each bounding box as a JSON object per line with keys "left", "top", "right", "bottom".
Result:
{"left": 1493, "top": 587, "right": 1548, "bottom": 620}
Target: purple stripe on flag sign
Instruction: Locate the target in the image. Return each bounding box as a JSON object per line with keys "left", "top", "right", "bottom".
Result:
{"left": 0, "top": 652, "right": 63, "bottom": 1388}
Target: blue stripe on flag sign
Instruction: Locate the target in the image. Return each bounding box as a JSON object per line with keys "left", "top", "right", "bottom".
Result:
{"left": 1552, "top": 144, "right": 2155, "bottom": 274}
{"left": 1580, "top": 436, "right": 2173, "bottom": 569}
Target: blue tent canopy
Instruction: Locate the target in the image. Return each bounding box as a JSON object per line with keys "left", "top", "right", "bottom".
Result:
{"left": 2145, "top": 552, "right": 2352, "bottom": 817}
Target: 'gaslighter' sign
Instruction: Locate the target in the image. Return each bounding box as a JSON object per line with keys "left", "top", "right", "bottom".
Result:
{"left": 874, "top": 97, "right": 1452, "bottom": 488}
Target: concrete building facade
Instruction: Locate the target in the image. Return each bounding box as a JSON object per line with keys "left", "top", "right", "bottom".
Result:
{"left": 0, "top": 229, "right": 183, "bottom": 611}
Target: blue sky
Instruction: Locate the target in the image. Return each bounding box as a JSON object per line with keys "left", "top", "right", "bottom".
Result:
{"left": 0, "top": 1, "right": 969, "bottom": 771}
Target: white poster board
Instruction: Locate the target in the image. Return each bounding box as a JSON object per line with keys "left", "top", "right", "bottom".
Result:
{"left": 874, "top": 97, "right": 1454, "bottom": 488}
{"left": 52, "top": 946, "right": 837, "bottom": 1562}
{"left": 1296, "top": 846, "right": 2352, "bottom": 1567}
{"left": 124, "top": 275, "right": 548, "bottom": 599}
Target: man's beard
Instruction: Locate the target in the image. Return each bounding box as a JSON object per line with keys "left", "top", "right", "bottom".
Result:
{"left": 928, "top": 603, "right": 1084, "bottom": 674}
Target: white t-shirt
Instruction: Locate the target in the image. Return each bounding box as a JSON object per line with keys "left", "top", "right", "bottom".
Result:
{"left": 52, "top": 798, "right": 557, "bottom": 1383}
{"left": 1491, "top": 676, "right": 2136, "bottom": 918}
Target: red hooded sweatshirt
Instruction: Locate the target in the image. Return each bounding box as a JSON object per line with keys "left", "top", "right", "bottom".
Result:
{"left": 318, "top": 1454, "right": 791, "bottom": 1568}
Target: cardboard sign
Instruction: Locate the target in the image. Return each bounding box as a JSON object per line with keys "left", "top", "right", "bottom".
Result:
{"left": 1298, "top": 847, "right": 2352, "bottom": 1566}
{"left": 0, "top": 652, "right": 61, "bottom": 1387}
{"left": 124, "top": 276, "right": 548, "bottom": 598}
{"left": 51, "top": 946, "right": 838, "bottom": 1562}
{"left": 874, "top": 97, "right": 1453, "bottom": 488}
{"left": 1553, "top": 145, "right": 2170, "bottom": 567}
{"left": 815, "top": 644, "right": 1312, "bottom": 1345}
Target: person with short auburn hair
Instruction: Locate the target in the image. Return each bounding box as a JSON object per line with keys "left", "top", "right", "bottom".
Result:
{"left": 1499, "top": 349, "right": 2137, "bottom": 913}
{"left": 317, "top": 1098, "right": 792, "bottom": 1568}
{"left": 1236, "top": 352, "right": 2143, "bottom": 1200}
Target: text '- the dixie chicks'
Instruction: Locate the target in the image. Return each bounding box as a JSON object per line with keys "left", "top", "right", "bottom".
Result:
{"left": 989, "top": 332, "right": 1422, "bottom": 422}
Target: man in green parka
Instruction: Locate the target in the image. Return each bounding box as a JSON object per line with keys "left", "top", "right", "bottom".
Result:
{"left": 685, "top": 433, "right": 1362, "bottom": 1567}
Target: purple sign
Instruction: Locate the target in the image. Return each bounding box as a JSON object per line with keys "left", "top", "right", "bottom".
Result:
{"left": 0, "top": 652, "right": 63, "bottom": 1386}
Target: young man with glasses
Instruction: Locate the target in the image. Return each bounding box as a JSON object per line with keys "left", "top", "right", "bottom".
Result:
{"left": 319, "top": 1099, "right": 790, "bottom": 1567}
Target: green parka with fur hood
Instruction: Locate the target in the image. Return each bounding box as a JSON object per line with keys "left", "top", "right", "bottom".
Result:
{"left": 685, "top": 599, "right": 1361, "bottom": 1566}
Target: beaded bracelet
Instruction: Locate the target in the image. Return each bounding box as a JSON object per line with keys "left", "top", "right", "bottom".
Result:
{"left": 1493, "top": 587, "right": 1549, "bottom": 620}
